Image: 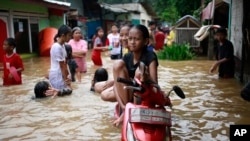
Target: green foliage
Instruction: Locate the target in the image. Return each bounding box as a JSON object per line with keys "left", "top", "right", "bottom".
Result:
{"left": 157, "top": 44, "right": 195, "bottom": 61}
{"left": 151, "top": 0, "right": 201, "bottom": 24}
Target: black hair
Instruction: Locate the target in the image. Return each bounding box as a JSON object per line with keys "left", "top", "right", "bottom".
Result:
{"left": 54, "top": 25, "right": 72, "bottom": 42}
{"left": 149, "top": 21, "right": 156, "bottom": 26}
{"left": 5, "top": 38, "right": 16, "bottom": 48}
{"left": 111, "top": 23, "right": 118, "bottom": 28}
{"left": 157, "top": 26, "right": 163, "bottom": 32}
{"left": 65, "top": 44, "right": 73, "bottom": 60}
{"left": 34, "top": 81, "right": 50, "bottom": 98}
{"left": 93, "top": 68, "right": 108, "bottom": 83}
{"left": 132, "top": 24, "right": 150, "bottom": 39}
{"left": 95, "top": 26, "right": 103, "bottom": 36}
{"left": 215, "top": 27, "right": 227, "bottom": 36}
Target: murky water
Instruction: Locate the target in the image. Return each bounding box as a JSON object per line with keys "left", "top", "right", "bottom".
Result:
{"left": 0, "top": 53, "right": 250, "bottom": 141}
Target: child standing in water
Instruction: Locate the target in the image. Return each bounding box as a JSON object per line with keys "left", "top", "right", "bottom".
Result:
{"left": 91, "top": 27, "right": 109, "bottom": 66}
{"left": 65, "top": 44, "right": 80, "bottom": 82}
{"left": 49, "top": 25, "right": 72, "bottom": 90}
{"left": 68, "top": 27, "right": 88, "bottom": 75}
{"left": 107, "top": 24, "right": 122, "bottom": 60}
{"left": 209, "top": 28, "right": 235, "bottom": 78}
{"left": 1, "top": 38, "right": 24, "bottom": 86}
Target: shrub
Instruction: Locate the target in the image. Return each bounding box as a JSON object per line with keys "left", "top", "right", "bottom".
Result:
{"left": 157, "top": 43, "right": 195, "bottom": 60}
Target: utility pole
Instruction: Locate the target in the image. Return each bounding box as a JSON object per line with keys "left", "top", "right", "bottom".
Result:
{"left": 207, "top": 0, "right": 215, "bottom": 60}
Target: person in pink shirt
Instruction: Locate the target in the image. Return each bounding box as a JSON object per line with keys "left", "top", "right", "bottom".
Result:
{"left": 68, "top": 27, "right": 88, "bottom": 81}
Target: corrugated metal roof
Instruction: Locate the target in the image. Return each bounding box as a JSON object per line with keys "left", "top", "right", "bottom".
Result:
{"left": 43, "top": 0, "right": 71, "bottom": 7}
{"left": 100, "top": 3, "right": 128, "bottom": 13}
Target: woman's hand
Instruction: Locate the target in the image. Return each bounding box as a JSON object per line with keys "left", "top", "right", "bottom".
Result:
{"left": 64, "top": 78, "right": 71, "bottom": 86}
{"left": 45, "top": 87, "right": 59, "bottom": 98}
{"left": 8, "top": 73, "right": 13, "bottom": 79}
{"left": 102, "top": 80, "right": 114, "bottom": 91}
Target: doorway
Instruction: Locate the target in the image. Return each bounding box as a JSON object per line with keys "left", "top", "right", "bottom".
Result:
{"left": 13, "top": 18, "right": 30, "bottom": 53}
{"left": 30, "top": 23, "right": 39, "bottom": 54}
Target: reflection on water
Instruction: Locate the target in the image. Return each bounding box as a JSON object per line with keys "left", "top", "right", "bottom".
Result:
{"left": 1, "top": 55, "right": 250, "bottom": 141}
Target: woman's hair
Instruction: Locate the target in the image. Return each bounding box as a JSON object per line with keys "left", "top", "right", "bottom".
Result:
{"left": 133, "top": 24, "right": 150, "bottom": 39}
{"left": 65, "top": 44, "right": 73, "bottom": 60}
{"left": 72, "top": 27, "right": 81, "bottom": 34}
{"left": 93, "top": 68, "right": 108, "bottom": 83}
{"left": 95, "top": 26, "right": 103, "bottom": 36}
{"left": 54, "top": 25, "right": 72, "bottom": 42}
{"left": 5, "top": 38, "right": 16, "bottom": 48}
{"left": 157, "top": 26, "right": 163, "bottom": 32}
{"left": 34, "top": 81, "right": 50, "bottom": 98}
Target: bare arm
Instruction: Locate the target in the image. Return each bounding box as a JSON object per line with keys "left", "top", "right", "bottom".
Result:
{"left": 59, "top": 61, "right": 68, "bottom": 81}
{"left": 149, "top": 60, "right": 158, "bottom": 83}
{"left": 72, "top": 51, "right": 87, "bottom": 58}
{"left": 93, "top": 45, "right": 109, "bottom": 51}
{"left": 209, "top": 58, "right": 230, "bottom": 73}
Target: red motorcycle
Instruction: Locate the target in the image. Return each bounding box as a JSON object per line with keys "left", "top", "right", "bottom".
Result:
{"left": 115, "top": 62, "right": 185, "bottom": 141}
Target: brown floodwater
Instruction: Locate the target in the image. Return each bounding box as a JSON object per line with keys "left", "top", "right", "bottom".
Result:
{"left": 0, "top": 53, "right": 250, "bottom": 141}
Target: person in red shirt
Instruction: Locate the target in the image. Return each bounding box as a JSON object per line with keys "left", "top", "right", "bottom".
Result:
{"left": 91, "top": 27, "right": 109, "bottom": 66}
{"left": 1, "top": 38, "right": 24, "bottom": 86}
{"left": 154, "top": 26, "right": 166, "bottom": 51}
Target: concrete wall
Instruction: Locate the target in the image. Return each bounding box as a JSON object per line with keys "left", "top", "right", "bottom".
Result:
{"left": 230, "top": 0, "right": 243, "bottom": 59}
{"left": 112, "top": 3, "right": 153, "bottom": 26}
{"left": 138, "top": 4, "right": 152, "bottom": 26}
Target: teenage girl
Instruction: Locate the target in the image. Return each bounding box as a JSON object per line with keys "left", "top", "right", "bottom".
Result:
{"left": 49, "top": 25, "right": 72, "bottom": 90}
{"left": 91, "top": 27, "right": 109, "bottom": 66}
{"left": 112, "top": 24, "right": 159, "bottom": 126}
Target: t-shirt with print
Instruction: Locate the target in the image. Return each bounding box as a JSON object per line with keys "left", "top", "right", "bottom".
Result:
{"left": 107, "top": 33, "right": 121, "bottom": 55}
{"left": 123, "top": 50, "right": 158, "bottom": 78}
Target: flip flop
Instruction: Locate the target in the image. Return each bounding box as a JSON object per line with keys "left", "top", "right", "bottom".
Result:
{"left": 9, "top": 66, "right": 21, "bottom": 82}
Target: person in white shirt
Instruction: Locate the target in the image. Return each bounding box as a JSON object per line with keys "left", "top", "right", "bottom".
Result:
{"left": 107, "top": 24, "right": 122, "bottom": 60}
{"left": 49, "top": 25, "right": 72, "bottom": 90}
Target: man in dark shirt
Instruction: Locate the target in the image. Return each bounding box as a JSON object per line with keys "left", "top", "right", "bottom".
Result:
{"left": 209, "top": 28, "right": 235, "bottom": 78}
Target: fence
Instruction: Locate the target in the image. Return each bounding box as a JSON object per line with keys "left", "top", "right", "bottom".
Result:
{"left": 175, "top": 28, "right": 200, "bottom": 48}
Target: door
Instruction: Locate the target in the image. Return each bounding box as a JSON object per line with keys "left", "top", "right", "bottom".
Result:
{"left": 0, "top": 17, "right": 8, "bottom": 63}
{"left": 13, "top": 18, "right": 30, "bottom": 53}
{"left": 30, "top": 23, "right": 39, "bottom": 54}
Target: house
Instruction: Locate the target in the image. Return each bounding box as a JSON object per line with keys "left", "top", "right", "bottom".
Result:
{"left": 202, "top": 0, "right": 250, "bottom": 82}
{"left": 173, "top": 15, "right": 201, "bottom": 48}
{"left": 229, "top": 0, "right": 250, "bottom": 83}
{"left": 112, "top": 2, "right": 157, "bottom": 26}
{"left": 0, "top": 0, "right": 70, "bottom": 62}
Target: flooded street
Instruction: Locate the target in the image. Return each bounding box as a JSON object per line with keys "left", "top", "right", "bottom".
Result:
{"left": 1, "top": 53, "right": 250, "bottom": 141}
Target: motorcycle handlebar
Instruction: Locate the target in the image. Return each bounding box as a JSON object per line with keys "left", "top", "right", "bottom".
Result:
{"left": 117, "top": 78, "right": 135, "bottom": 86}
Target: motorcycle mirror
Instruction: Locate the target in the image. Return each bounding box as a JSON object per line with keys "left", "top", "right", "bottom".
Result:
{"left": 173, "top": 86, "right": 185, "bottom": 99}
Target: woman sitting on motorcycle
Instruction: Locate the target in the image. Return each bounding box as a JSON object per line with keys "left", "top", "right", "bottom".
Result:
{"left": 112, "top": 24, "right": 159, "bottom": 126}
